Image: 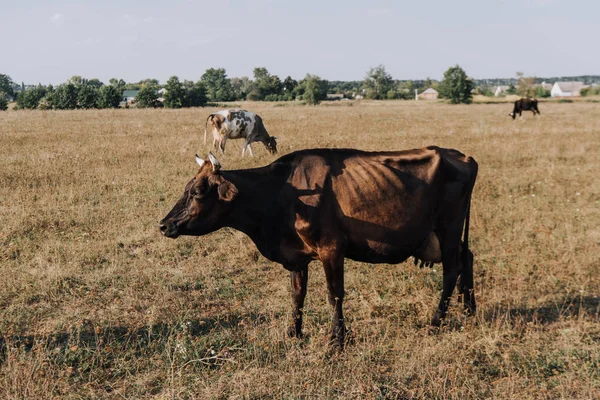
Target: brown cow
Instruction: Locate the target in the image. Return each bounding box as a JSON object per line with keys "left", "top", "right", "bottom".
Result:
{"left": 160, "top": 147, "right": 478, "bottom": 349}
{"left": 509, "top": 98, "right": 540, "bottom": 120}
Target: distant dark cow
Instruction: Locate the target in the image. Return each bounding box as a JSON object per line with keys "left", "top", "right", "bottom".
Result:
{"left": 160, "top": 147, "right": 478, "bottom": 349}
{"left": 204, "top": 109, "right": 277, "bottom": 157}
{"left": 509, "top": 98, "right": 540, "bottom": 119}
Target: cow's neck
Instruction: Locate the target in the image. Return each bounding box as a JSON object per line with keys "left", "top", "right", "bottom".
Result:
{"left": 220, "top": 165, "right": 288, "bottom": 260}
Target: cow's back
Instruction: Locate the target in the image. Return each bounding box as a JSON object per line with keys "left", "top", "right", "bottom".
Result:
{"left": 278, "top": 147, "right": 475, "bottom": 263}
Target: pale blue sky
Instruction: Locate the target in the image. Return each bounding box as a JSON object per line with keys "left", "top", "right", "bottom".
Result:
{"left": 2, "top": 0, "right": 598, "bottom": 84}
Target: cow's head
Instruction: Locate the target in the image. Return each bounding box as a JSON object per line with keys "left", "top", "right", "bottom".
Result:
{"left": 210, "top": 114, "right": 226, "bottom": 131}
{"left": 264, "top": 136, "right": 278, "bottom": 154}
{"left": 159, "top": 153, "right": 238, "bottom": 238}
{"left": 509, "top": 112, "right": 515, "bottom": 119}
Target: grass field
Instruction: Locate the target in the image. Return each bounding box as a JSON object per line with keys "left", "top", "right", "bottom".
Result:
{"left": 1, "top": 100, "right": 599, "bottom": 399}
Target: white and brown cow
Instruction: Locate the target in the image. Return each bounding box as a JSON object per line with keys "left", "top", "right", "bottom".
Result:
{"left": 203, "top": 109, "right": 277, "bottom": 157}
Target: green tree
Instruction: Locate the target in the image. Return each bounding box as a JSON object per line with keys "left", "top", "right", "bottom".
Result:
{"left": 302, "top": 74, "right": 328, "bottom": 105}
{"left": 363, "top": 65, "right": 393, "bottom": 100}
{"left": 77, "top": 85, "right": 99, "bottom": 109}
{"left": 38, "top": 84, "right": 55, "bottom": 110}
{"left": 250, "top": 67, "right": 282, "bottom": 100}
{"left": 109, "top": 78, "right": 126, "bottom": 91}
{"left": 283, "top": 76, "right": 298, "bottom": 100}
{"left": 68, "top": 75, "right": 86, "bottom": 86}
{"left": 516, "top": 72, "right": 536, "bottom": 97}
{"left": 182, "top": 80, "right": 207, "bottom": 107}
{"left": 53, "top": 83, "right": 79, "bottom": 109}
{"left": 135, "top": 85, "right": 159, "bottom": 108}
{"left": 163, "top": 76, "right": 185, "bottom": 108}
{"left": 86, "top": 78, "right": 104, "bottom": 88}
{"left": 0, "top": 74, "right": 15, "bottom": 99}
{"left": 438, "top": 65, "right": 474, "bottom": 104}
{"left": 16, "top": 85, "right": 46, "bottom": 109}
{"left": 98, "top": 85, "right": 121, "bottom": 108}
{"left": 200, "top": 68, "right": 233, "bottom": 102}
{"left": 0, "top": 92, "right": 8, "bottom": 111}
{"left": 231, "top": 76, "right": 253, "bottom": 101}
{"left": 534, "top": 86, "right": 551, "bottom": 98}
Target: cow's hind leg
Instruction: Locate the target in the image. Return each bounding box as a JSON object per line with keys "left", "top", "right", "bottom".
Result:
{"left": 456, "top": 248, "right": 476, "bottom": 315}
{"left": 288, "top": 266, "right": 308, "bottom": 338}
{"left": 321, "top": 249, "right": 346, "bottom": 349}
{"left": 431, "top": 250, "right": 460, "bottom": 327}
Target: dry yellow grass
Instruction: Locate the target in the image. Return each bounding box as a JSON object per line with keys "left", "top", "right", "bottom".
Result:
{"left": 1, "top": 100, "right": 599, "bottom": 399}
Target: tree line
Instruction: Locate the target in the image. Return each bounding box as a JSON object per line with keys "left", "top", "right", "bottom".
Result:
{"left": 4, "top": 66, "right": 594, "bottom": 111}
{"left": 0, "top": 68, "right": 330, "bottom": 110}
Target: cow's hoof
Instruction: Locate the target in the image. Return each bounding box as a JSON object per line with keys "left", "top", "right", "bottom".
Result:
{"left": 464, "top": 303, "right": 476, "bottom": 317}
{"left": 287, "top": 325, "right": 303, "bottom": 339}
{"left": 327, "top": 338, "right": 345, "bottom": 355}
{"left": 430, "top": 312, "right": 443, "bottom": 328}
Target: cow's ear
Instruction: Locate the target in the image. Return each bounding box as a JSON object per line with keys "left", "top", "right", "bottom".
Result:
{"left": 218, "top": 179, "right": 238, "bottom": 203}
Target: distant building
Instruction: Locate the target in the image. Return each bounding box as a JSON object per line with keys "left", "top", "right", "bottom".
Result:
{"left": 551, "top": 82, "right": 589, "bottom": 97}
{"left": 157, "top": 88, "right": 167, "bottom": 104}
{"left": 326, "top": 93, "right": 344, "bottom": 101}
{"left": 494, "top": 85, "right": 510, "bottom": 97}
{"left": 122, "top": 90, "right": 139, "bottom": 104}
{"left": 419, "top": 88, "right": 438, "bottom": 100}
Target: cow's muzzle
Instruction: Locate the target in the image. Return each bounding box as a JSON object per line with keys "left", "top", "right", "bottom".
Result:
{"left": 159, "top": 221, "right": 180, "bottom": 238}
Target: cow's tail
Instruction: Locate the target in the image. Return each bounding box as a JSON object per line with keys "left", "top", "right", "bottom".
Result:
{"left": 462, "top": 157, "right": 478, "bottom": 273}
{"left": 203, "top": 114, "right": 214, "bottom": 145}
{"left": 463, "top": 158, "right": 477, "bottom": 255}
{"left": 463, "top": 195, "right": 471, "bottom": 258}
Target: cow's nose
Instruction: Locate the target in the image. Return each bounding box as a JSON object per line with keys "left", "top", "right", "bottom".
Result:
{"left": 159, "top": 223, "right": 168, "bottom": 233}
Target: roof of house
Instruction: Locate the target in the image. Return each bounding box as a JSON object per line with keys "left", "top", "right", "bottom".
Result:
{"left": 421, "top": 88, "right": 438, "bottom": 94}
{"left": 122, "top": 90, "right": 139, "bottom": 98}
{"left": 553, "top": 81, "right": 587, "bottom": 94}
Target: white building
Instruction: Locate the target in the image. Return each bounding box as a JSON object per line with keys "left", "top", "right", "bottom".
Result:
{"left": 551, "top": 81, "right": 588, "bottom": 97}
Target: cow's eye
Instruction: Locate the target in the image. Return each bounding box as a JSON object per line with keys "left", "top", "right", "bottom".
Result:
{"left": 192, "top": 184, "right": 209, "bottom": 198}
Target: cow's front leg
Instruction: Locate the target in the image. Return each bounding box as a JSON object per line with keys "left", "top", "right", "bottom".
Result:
{"left": 321, "top": 250, "right": 346, "bottom": 349}
{"left": 241, "top": 139, "right": 254, "bottom": 157}
{"left": 219, "top": 136, "right": 227, "bottom": 155}
{"left": 288, "top": 266, "right": 308, "bottom": 338}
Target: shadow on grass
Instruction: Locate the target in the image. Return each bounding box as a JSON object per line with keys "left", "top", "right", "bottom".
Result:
{"left": 484, "top": 295, "right": 600, "bottom": 325}
{"left": 0, "top": 310, "right": 275, "bottom": 367}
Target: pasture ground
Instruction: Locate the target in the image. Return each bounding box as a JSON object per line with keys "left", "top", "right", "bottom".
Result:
{"left": 1, "top": 100, "right": 599, "bottom": 399}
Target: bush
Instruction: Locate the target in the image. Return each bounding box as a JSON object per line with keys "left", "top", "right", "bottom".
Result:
{"left": 535, "top": 86, "right": 551, "bottom": 98}
{"left": 580, "top": 86, "right": 600, "bottom": 97}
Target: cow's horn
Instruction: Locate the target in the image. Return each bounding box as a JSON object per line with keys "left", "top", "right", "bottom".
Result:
{"left": 195, "top": 154, "right": 205, "bottom": 168}
{"left": 208, "top": 152, "right": 221, "bottom": 171}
